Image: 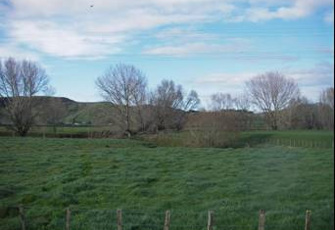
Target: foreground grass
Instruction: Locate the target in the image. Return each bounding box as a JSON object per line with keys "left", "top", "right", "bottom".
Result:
{"left": 0, "top": 137, "right": 334, "bottom": 230}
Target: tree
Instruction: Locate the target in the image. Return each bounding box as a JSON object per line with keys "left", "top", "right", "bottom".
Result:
{"left": 210, "top": 93, "right": 234, "bottom": 111}
{"left": 245, "top": 71, "right": 300, "bottom": 130}
{"left": 320, "top": 87, "right": 334, "bottom": 110}
{"left": 209, "top": 92, "right": 253, "bottom": 130}
{"left": 233, "top": 93, "right": 253, "bottom": 130}
{"left": 0, "top": 58, "right": 50, "bottom": 136}
{"left": 319, "top": 87, "right": 334, "bottom": 130}
{"left": 283, "top": 97, "right": 321, "bottom": 130}
{"left": 150, "top": 80, "right": 200, "bottom": 131}
{"left": 96, "top": 64, "right": 147, "bottom": 136}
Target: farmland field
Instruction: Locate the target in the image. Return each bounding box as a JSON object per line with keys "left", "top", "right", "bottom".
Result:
{"left": 0, "top": 136, "right": 334, "bottom": 230}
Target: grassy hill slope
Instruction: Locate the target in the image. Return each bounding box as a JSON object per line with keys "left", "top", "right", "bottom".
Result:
{"left": 0, "top": 97, "right": 113, "bottom": 126}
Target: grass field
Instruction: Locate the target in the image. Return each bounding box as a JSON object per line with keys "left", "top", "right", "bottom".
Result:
{"left": 0, "top": 136, "right": 334, "bottom": 230}
{"left": 143, "top": 130, "right": 334, "bottom": 148}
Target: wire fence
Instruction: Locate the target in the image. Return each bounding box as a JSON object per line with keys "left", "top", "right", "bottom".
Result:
{"left": 239, "top": 138, "right": 334, "bottom": 149}
{"left": 2, "top": 206, "right": 331, "bottom": 230}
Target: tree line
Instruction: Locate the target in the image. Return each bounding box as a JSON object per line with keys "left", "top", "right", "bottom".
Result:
{"left": 0, "top": 57, "right": 334, "bottom": 136}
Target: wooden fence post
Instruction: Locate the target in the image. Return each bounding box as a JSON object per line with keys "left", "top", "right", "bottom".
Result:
{"left": 304, "top": 210, "right": 311, "bottom": 230}
{"left": 18, "top": 205, "right": 26, "bottom": 230}
{"left": 66, "top": 207, "right": 71, "bottom": 230}
{"left": 258, "top": 209, "right": 265, "bottom": 230}
{"left": 207, "top": 210, "right": 214, "bottom": 230}
{"left": 117, "top": 209, "right": 122, "bottom": 230}
{"left": 163, "top": 210, "right": 170, "bottom": 230}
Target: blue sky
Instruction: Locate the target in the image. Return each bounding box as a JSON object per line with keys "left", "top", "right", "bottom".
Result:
{"left": 0, "top": 0, "right": 334, "bottom": 107}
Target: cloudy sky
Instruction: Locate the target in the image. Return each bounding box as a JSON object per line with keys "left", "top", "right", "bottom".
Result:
{"left": 0, "top": 0, "right": 334, "bottom": 107}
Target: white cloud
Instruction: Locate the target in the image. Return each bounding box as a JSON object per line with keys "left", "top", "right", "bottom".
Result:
{"left": 194, "top": 72, "right": 255, "bottom": 87}
{"left": 154, "top": 27, "right": 218, "bottom": 42}
{"left": 8, "top": 20, "right": 124, "bottom": 59}
{"left": 143, "top": 41, "right": 250, "bottom": 56}
{"left": 241, "top": 0, "right": 334, "bottom": 22}
{"left": 325, "top": 10, "right": 334, "bottom": 24}
{"left": 5, "top": 0, "right": 234, "bottom": 58}
{"left": 0, "top": 42, "right": 40, "bottom": 61}
{"left": 85, "top": 10, "right": 211, "bottom": 34}
{"left": 2, "top": 0, "right": 333, "bottom": 59}
{"left": 286, "top": 62, "right": 334, "bottom": 87}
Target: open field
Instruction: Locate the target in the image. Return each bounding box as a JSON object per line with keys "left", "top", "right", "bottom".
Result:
{"left": 0, "top": 137, "right": 334, "bottom": 229}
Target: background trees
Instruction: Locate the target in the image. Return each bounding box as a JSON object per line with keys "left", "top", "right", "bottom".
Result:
{"left": 1, "top": 58, "right": 331, "bottom": 137}
{"left": 150, "top": 80, "right": 200, "bottom": 131}
{"left": 96, "top": 64, "right": 147, "bottom": 136}
{"left": 319, "top": 87, "right": 334, "bottom": 130}
{"left": 210, "top": 93, "right": 234, "bottom": 111}
{"left": 0, "top": 58, "right": 50, "bottom": 136}
{"left": 245, "top": 71, "right": 300, "bottom": 130}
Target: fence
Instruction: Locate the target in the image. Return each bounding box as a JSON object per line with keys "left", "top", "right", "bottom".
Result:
{"left": 14, "top": 206, "right": 313, "bottom": 230}
{"left": 239, "top": 138, "right": 334, "bottom": 149}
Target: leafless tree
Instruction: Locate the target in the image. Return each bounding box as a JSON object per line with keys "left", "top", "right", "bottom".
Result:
{"left": 233, "top": 93, "right": 250, "bottom": 111}
{"left": 0, "top": 58, "right": 50, "bottom": 136}
{"left": 245, "top": 71, "right": 300, "bottom": 130}
{"left": 320, "top": 87, "right": 334, "bottom": 110}
{"left": 210, "top": 93, "right": 234, "bottom": 111}
{"left": 150, "top": 80, "right": 200, "bottom": 131}
{"left": 96, "top": 64, "right": 147, "bottom": 136}
{"left": 283, "top": 97, "right": 321, "bottom": 130}
{"left": 319, "top": 87, "right": 334, "bottom": 130}
{"left": 233, "top": 93, "right": 253, "bottom": 130}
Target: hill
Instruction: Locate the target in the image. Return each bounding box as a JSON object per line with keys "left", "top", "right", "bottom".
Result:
{"left": 0, "top": 96, "right": 113, "bottom": 126}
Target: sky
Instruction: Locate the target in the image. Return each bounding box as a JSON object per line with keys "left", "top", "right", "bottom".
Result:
{"left": 0, "top": 0, "right": 334, "bottom": 108}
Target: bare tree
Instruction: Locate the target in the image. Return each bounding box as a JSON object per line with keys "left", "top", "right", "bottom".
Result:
{"left": 210, "top": 93, "right": 234, "bottom": 111}
{"left": 150, "top": 80, "right": 182, "bottom": 130}
{"left": 245, "top": 71, "right": 300, "bottom": 130}
{"left": 96, "top": 64, "right": 147, "bottom": 136}
{"left": 319, "top": 87, "right": 334, "bottom": 130}
{"left": 233, "top": 93, "right": 253, "bottom": 130}
{"left": 283, "top": 97, "right": 321, "bottom": 130}
{"left": 0, "top": 58, "right": 50, "bottom": 136}
{"left": 320, "top": 87, "right": 334, "bottom": 110}
{"left": 150, "top": 80, "right": 200, "bottom": 131}
{"left": 175, "top": 89, "right": 200, "bottom": 130}
{"left": 234, "top": 93, "right": 251, "bottom": 111}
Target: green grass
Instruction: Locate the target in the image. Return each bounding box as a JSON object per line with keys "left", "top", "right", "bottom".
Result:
{"left": 141, "top": 130, "right": 334, "bottom": 148}
{"left": 0, "top": 137, "right": 334, "bottom": 230}
{"left": 237, "top": 130, "right": 334, "bottom": 148}
{"left": 0, "top": 126, "right": 113, "bottom": 138}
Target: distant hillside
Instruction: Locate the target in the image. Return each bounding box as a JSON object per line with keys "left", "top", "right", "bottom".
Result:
{"left": 0, "top": 96, "right": 114, "bottom": 125}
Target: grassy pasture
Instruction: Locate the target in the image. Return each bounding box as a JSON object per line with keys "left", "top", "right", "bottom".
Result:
{"left": 143, "top": 130, "right": 334, "bottom": 148}
{"left": 0, "top": 137, "right": 334, "bottom": 230}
